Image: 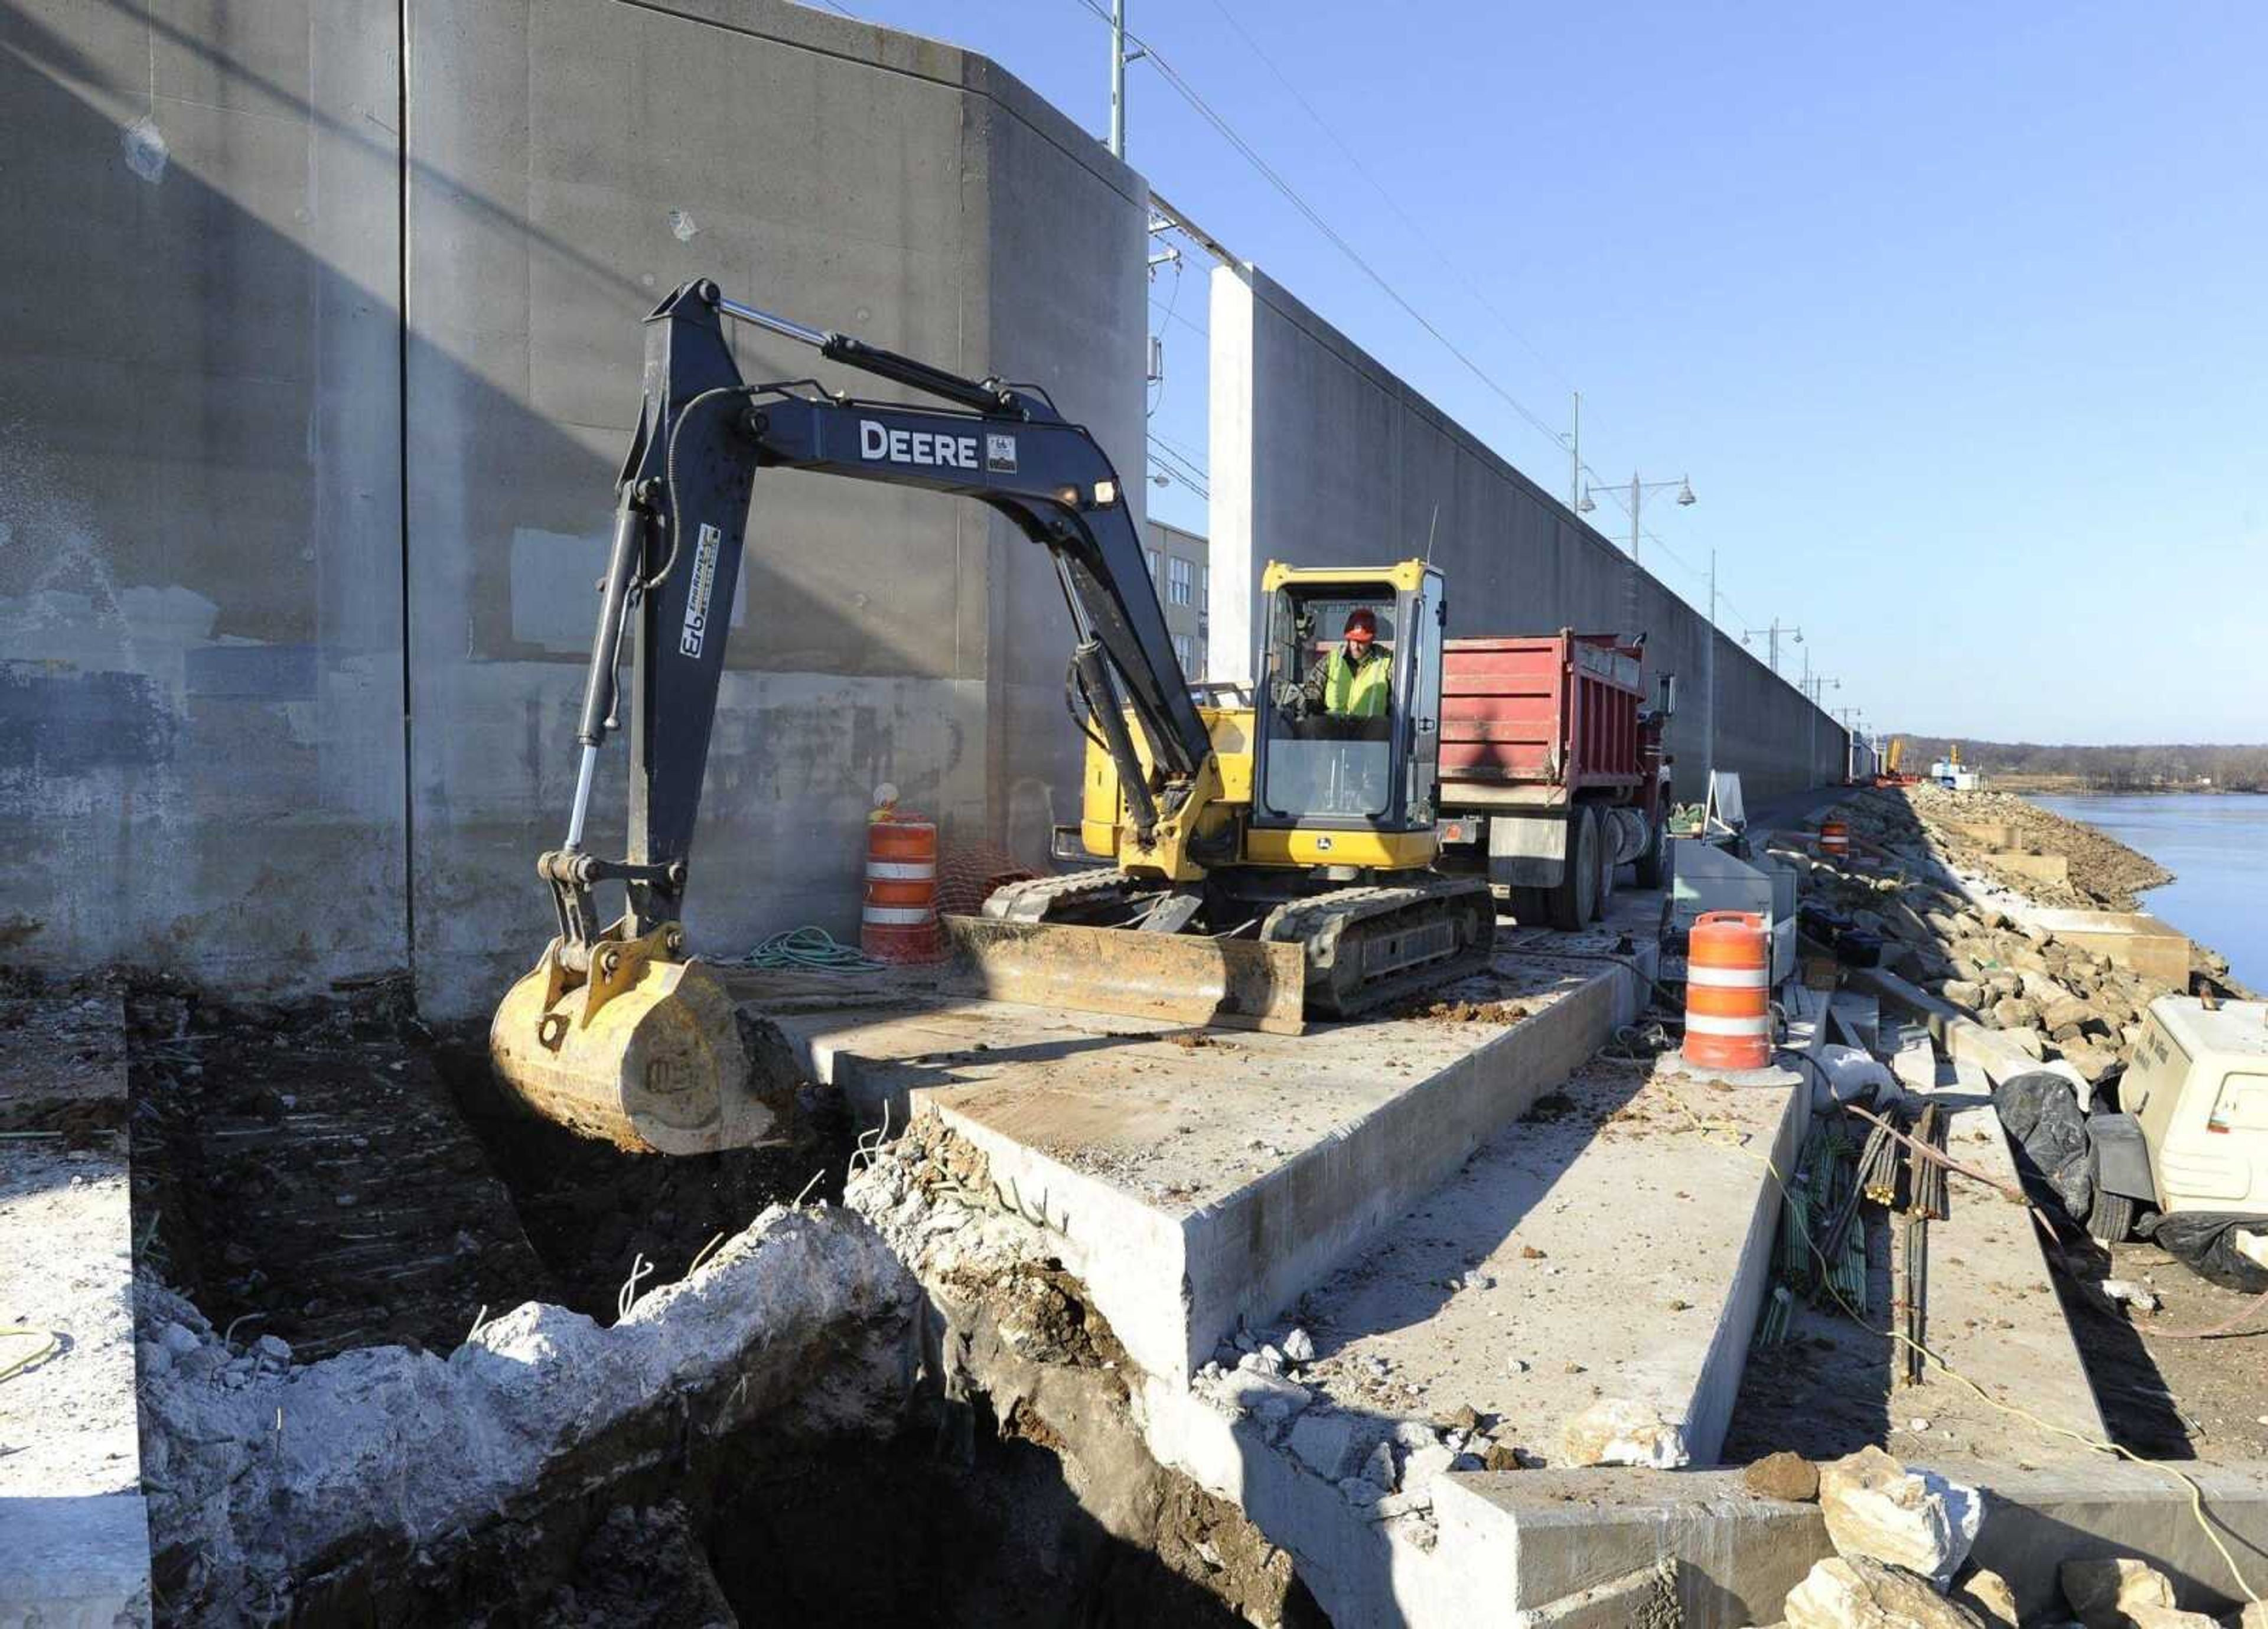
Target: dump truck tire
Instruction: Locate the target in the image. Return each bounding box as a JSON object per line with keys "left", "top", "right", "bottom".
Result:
{"left": 1634, "top": 809, "right": 1669, "bottom": 890}
{"left": 1546, "top": 809, "right": 1599, "bottom": 931}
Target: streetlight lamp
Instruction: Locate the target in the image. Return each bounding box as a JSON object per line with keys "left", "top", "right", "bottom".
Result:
{"left": 1741, "top": 621, "right": 1802, "bottom": 676}
{"left": 1578, "top": 472, "right": 1696, "bottom": 573}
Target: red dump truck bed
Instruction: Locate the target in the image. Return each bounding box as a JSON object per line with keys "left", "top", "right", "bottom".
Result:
{"left": 1439, "top": 633, "right": 1650, "bottom": 800}
{"left": 1433, "top": 631, "right": 1672, "bottom": 928}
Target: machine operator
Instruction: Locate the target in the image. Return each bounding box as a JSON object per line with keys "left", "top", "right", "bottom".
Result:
{"left": 1300, "top": 607, "right": 1391, "bottom": 720}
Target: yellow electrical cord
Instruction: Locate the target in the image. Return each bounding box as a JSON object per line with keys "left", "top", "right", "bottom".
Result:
{"left": 1654, "top": 1080, "right": 2262, "bottom": 1606}
{"left": 0, "top": 1326, "right": 59, "bottom": 1383}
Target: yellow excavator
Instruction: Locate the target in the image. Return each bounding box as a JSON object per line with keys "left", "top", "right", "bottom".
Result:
{"left": 490, "top": 282, "right": 1492, "bottom": 1154}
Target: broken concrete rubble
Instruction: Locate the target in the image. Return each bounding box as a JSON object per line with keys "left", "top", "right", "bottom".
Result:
{"left": 1783, "top": 1555, "right": 1989, "bottom": 1628}
{"left": 1816, "top": 1447, "right": 1982, "bottom": 1590}
{"left": 1560, "top": 1396, "right": 1691, "bottom": 1470}
{"left": 138, "top": 1204, "right": 919, "bottom": 1620}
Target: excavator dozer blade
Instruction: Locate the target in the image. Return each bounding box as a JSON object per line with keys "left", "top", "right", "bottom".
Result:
{"left": 940, "top": 915, "right": 1307, "bottom": 1035}
{"left": 490, "top": 950, "right": 794, "bottom": 1155}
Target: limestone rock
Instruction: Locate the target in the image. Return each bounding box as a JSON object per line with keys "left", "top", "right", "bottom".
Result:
{"left": 1744, "top": 1450, "right": 1821, "bottom": 1502}
{"left": 2230, "top": 1601, "right": 2268, "bottom": 1629}
{"left": 1817, "top": 1446, "right": 1981, "bottom": 1588}
{"left": 2058, "top": 1041, "right": 2122, "bottom": 1084}
{"left": 2060, "top": 1556, "right": 2174, "bottom": 1626}
{"left": 1950, "top": 1568, "right": 2018, "bottom": 1627}
{"left": 1280, "top": 1327, "right": 1315, "bottom": 1364}
{"left": 1784, "top": 1556, "right": 1989, "bottom": 1629}
{"left": 1559, "top": 1397, "right": 1690, "bottom": 1469}
{"left": 1941, "top": 980, "right": 1984, "bottom": 1011}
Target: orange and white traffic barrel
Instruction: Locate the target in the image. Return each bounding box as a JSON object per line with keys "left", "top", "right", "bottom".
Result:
{"left": 1683, "top": 910, "right": 1772, "bottom": 1071}
{"left": 861, "top": 797, "right": 940, "bottom": 963}
{"left": 1818, "top": 817, "right": 1850, "bottom": 862}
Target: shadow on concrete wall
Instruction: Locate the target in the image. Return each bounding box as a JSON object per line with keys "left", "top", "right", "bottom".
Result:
{"left": 1, "top": 0, "right": 1093, "bottom": 1013}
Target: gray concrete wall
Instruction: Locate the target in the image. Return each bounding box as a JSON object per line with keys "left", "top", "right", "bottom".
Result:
{"left": 404, "top": 0, "right": 1146, "bottom": 1017}
{"left": 1, "top": 0, "right": 1146, "bottom": 1014}
{"left": 0, "top": 0, "right": 408, "bottom": 987}
{"left": 1210, "top": 265, "right": 1846, "bottom": 805}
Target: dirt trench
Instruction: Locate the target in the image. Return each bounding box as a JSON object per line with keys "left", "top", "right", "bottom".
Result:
{"left": 119, "top": 975, "right": 1315, "bottom": 1627}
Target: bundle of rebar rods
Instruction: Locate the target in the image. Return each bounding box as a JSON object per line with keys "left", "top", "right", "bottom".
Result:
{"left": 1911, "top": 1103, "right": 1950, "bottom": 1221}
{"left": 1898, "top": 1210, "right": 1929, "bottom": 1385}
{"left": 1858, "top": 1108, "right": 1904, "bottom": 1206}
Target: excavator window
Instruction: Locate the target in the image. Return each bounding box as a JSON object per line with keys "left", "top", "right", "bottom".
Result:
{"left": 1258, "top": 584, "right": 1403, "bottom": 822}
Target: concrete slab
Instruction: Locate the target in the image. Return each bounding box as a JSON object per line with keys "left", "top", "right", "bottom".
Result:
{"left": 1432, "top": 1468, "right": 1824, "bottom": 1628}
{"left": 1427, "top": 1456, "right": 2268, "bottom": 1627}
{"left": 1988, "top": 849, "right": 2071, "bottom": 885}
{"left": 1276, "top": 1053, "right": 1804, "bottom": 1472}
{"left": 747, "top": 903, "right": 1657, "bottom": 1384}
{"left": 1898, "top": 1060, "right": 2110, "bottom": 1454}
{"left": 2029, "top": 908, "right": 2193, "bottom": 986}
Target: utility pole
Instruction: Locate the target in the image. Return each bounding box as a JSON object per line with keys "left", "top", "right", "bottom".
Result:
{"left": 1567, "top": 392, "right": 1581, "bottom": 511}
{"left": 1109, "top": 0, "right": 1131, "bottom": 158}
{"left": 1704, "top": 547, "right": 1718, "bottom": 792}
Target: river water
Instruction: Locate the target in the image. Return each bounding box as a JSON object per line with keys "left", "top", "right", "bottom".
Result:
{"left": 2032, "top": 791, "right": 2268, "bottom": 989}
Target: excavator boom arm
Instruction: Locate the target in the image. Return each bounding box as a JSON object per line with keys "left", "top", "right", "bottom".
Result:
{"left": 552, "top": 279, "right": 1208, "bottom": 949}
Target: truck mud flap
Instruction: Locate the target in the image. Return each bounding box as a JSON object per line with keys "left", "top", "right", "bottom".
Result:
{"left": 941, "top": 916, "right": 1307, "bottom": 1035}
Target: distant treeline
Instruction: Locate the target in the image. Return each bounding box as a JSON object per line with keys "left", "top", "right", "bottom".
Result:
{"left": 1891, "top": 737, "right": 2268, "bottom": 792}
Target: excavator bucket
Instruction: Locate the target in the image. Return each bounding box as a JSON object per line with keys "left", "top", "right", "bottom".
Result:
{"left": 940, "top": 916, "right": 1308, "bottom": 1035}
{"left": 488, "top": 933, "right": 794, "bottom": 1155}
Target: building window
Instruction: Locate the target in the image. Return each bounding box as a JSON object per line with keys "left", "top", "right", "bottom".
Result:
{"left": 1168, "top": 555, "right": 1193, "bottom": 606}
{"left": 1172, "top": 633, "right": 1194, "bottom": 672}
{"left": 1196, "top": 637, "right": 1208, "bottom": 677}
{"left": 1201, "top": 565, "right": 1209, "bottom": 612}
{"left": 1146, "top": 548, "right": 1161, "bottom": 587}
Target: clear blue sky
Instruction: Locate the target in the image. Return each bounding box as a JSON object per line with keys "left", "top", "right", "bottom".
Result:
{"left": 830, "top": 1, "right": 2267, "bottom": 744}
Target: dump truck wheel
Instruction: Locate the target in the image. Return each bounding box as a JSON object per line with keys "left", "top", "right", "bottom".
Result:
{"left": 1546, "top": 809, "right": 1599, "bottom": 930}
{"left": 1633, "top": 809, "right": 1668, "bottom": 890}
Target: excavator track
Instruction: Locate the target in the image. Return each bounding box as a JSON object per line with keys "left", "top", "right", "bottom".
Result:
{"left": 981, "top": 868, "right": 1156, "bottom": 926}
{"left": 1262, "top": 878, "right": 1495, "bottom": 1020}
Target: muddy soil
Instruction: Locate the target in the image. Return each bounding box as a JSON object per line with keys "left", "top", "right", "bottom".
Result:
{"left": 126, "top": 974, "right": 553, "bottom": 1359}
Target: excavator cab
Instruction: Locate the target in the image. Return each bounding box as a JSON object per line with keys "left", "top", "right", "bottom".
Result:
{"left": 1254, "top": 562, "right": 1445, "bottom": 850}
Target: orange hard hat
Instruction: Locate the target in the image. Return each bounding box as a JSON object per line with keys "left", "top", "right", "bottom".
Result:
{"left": 1343, "top": 608, "right": 1377, "bottom": 644}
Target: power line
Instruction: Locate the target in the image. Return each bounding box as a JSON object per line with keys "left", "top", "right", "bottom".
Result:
{"left": 1148, "top": 426, "right": 1210, "bottom": 474}
{"left": 1198, "top": 0, "right": 1572, "bottom": 392}
{"left": 1065, "top": 0, "right": 1570, "bottom": 462}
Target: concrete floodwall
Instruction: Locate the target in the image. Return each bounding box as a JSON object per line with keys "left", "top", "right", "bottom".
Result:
{"left": 1, "top": 0, "right": 1145, "bottom": 1015}
{"left": 1210, "top": 265, "right": 1845, "bottom": 806}
{"left": 0, "top": 0, "right": 408, "bottom": 988}
{"left": 403, "top": 0, "right": 1146, "bottom": 1013}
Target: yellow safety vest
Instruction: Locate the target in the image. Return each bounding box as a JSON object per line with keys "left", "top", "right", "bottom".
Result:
{"left": 1325, "top": 649, "right": 1390, "bottom": 718}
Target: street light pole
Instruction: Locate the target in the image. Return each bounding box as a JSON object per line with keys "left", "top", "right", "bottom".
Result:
{"left": 1109, "top": 0, "right": 1135, "bottom": 158}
